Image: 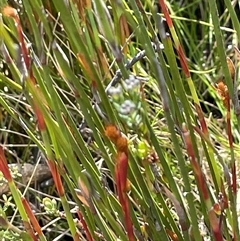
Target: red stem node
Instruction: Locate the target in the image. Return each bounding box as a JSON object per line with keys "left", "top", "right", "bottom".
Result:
{"left": 115, "top": 152, "right": 135, "bottom": 241}
{"left": 158, "top": 0, "right": 173, "bottom": 28}
{"left": 178, "top": 46, "right": 190, "bottom": 78}
{"left": 22, "top": 197, "right": 43, "bottom": 236}
{"left": 77, "top": 210, "right": 94, "bottom": 241}
{"left": 0, "top": 146, "right": 12, "bottom": 182}
{"left": 48, "top": 160, "right": 64, "bottom": 196}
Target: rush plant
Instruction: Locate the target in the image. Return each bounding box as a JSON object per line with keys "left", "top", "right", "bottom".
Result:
{"left": 0, "top": 0, "right": 239, "bottom": 241}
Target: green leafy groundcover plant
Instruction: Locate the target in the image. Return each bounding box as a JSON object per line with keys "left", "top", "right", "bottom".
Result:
{"left": 0, "top": 0, "right": 239, "bottom": 240}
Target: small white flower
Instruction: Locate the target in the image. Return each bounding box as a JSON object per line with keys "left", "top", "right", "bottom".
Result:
{"left": 124, "top": 75, "right": 140, "bottom": 90}
{"left": 108, "top": 85, "right": 122, "bottom": 96}
{"left": 119, "top": 100, "right": 136, "bottom": 115}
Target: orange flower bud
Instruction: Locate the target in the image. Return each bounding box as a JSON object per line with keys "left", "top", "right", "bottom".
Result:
{"left": 213, "top": 203, "right": 221, "bottom": 215}
{"left": 125, "top": 178, "right": 131, "bottom": 192}
{"left": 2, "top": 6, "right": 18, "bottom": 18}
{"left": 116, "top": 136, "right": 128, "bottom": 153}
{"left": 105, "top": 124, "right": 121, "bottom": 144}
{"left": 215, "top": 81, "right": 229, "bottom": 108}
{"left": 166, "top": 229, "right": 178, "bottom": 241}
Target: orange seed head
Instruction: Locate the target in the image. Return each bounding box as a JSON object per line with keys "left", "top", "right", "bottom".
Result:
{"left": 116, "top": 136, "right": 128, "bottom": 153}
{"left": 105, "top": 124, "right": 121, "bottom": 143}
{"left": 3, "top": 6, "right": 18, "bottom": 18}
